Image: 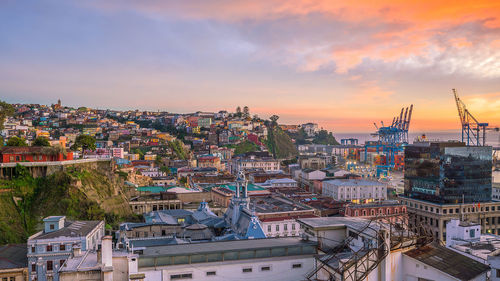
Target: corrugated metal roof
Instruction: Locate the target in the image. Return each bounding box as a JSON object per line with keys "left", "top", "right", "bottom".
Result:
{"left": 404, "top": 243, "right": 489, "bottom": 280}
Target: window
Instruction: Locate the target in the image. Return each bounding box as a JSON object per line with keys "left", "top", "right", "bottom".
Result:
{"left": 292, "top": 224, "right": 296, "bottom": 230}
{"left": 60, "top": 244, "right": 65, "bottom": 251}
{"left": 32, "top": 246, "right": 35, "bottom": 253}
{"left": 31, "top": 264, "right": 36, "bottom": 272}
{"left": 261, "top": 266, "right": 271, "bottom": 271}
{"left": 170, "top": 273, "right": 192, "bottom": 280}
{"left": 470, "top": 229, "right": 475, "bottom": 238}
{"left": 496, "top": 269, "right": 500, "bottom": 278}
{"left": 162, "top": 230, "right": 166, "bottom": 236}
{"left": 47, "top": 260, "right": 53, "bottom": 271}
{"left": 242, "top": 268, "right": 252, "bottom": 273}
{"left": 206, "top": 271, "right": 216, "bottom": 276}
{"left": 276, "top": 225, "right": 279, "bottom": 231}
{"left": 60, "top": 260, "right": 65, "bottom": 266}
{"left": 50, "top": 224, "right": 54, "bottom": 230}
{"left": 292, "top": 263, "right": 302, "bottom": 269}
{"left": 284, "top": 224, "right": 288, "bottom": 231}
{"left": 46, "top": 245, "right": 52, "bottom": 252}
{"left": 268, "top": 225, "right": 271, "bottom": 232}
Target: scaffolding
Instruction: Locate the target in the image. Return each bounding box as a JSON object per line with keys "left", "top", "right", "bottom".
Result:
{"left": 305, "top": 213, "right": 433, "bottom": 281}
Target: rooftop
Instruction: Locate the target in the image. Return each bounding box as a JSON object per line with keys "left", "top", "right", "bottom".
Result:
{"left": 31, "top": 220, "right": 102, "bottom": 240}
{"left": 60, "top": 250, "right": 134, "bottom": 272}
{"left": 346, "top": 200, "right": 403, "bottom": 209}
{"left": 405, "top": 243, "right": 489, "bottom": 280}
{"left": 450, "top": 233, "right": 500, "bottom": 261}
{"left": 250, "top": 195, "right": 313, "bottom": 213}
{"left": 298, "top": 217, "right": 383, "bottom": 238}
{"left": 0, "top": 244, "right": 28, "bottom": 270}
{"left": 323, "top": 179, "right": 386, "bottom": 186}
{"left": 141, "top": 237, "right": 316, "bottom": 257}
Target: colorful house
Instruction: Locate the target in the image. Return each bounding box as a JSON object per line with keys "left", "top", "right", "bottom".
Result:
{"left": 0, "top": 146, "right": 74, "bottom": 163}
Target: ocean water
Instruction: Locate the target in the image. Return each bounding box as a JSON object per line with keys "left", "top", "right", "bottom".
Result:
{"left": 334, "top": 131, "right": 500, "bottom": 147}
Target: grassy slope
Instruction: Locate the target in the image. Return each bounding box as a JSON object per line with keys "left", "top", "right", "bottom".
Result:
{"left": 266, "top": 125, "right": 298, "bottom": 159}
{"left": 0, "top": 165, "right": 135, "bottom": 245}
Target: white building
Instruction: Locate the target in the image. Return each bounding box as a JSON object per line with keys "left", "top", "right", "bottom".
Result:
{"left": 260, "top": 219, "right": 303, "bottom": 238}
{"left": 136, "top": 238, "right": 317, "bottom": 281}
{"left": 230, "top": 158, "right": 280, "bottom": 173}
{"left": 322, "top": 179, "right": 387, "bottom": 202}
{"left": 59, "top": 236, "right": 142, "bottom": 281}
{"left": 298, "top": 217, "right": 489, "bottom": 281}
{"left": 493, "top": 183, "right": 500, "bottom": 201}
{"left": 140, "top": 168, "right": 165, "bottom": 178}
{"left": 446, "top": 219, "right": 500, "bottom": 280}
{"left": 301, "top": 123, "right": 319, "bottom": 137}
{"left": 260, "top": 178, "right": 298, "bottom": 188}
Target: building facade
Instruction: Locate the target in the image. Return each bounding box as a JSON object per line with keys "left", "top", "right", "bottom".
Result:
{"left": 404, "top": 142, "right": 492, "bottom": 204}
{"left": 322, "top": 179, "right": 387, "bottom": 203}
{"left": 27, "top": 216, "right": 104, "bottom": 281}
{"left": 400, "top": 197, "right": 500, "bottom": 241}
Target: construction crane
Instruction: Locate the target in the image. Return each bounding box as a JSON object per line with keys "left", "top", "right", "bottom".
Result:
{"left": 453, "top": 89, "right": 490, "bottom": 146}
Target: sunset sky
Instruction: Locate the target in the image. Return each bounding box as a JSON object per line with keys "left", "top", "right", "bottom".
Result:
{"left": 1, "top": 0, "right": 499, "bottom": 132}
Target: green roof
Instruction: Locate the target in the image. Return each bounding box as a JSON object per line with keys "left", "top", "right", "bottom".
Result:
{"left": 136, "top": 186, "right": 166, "bottom": 193}
{"left": 136, "top": 185, "right": 189, "bottom": 193}
{"left": 218, "top": 183, "right": 266, "bottom": 192}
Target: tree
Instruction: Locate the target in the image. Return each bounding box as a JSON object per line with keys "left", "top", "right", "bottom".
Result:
{"left": 71, "top": 135, "right": 96, "bottom": 158}
{"left": 32, "top": 137, "right": 50, "bottom": 147}
{"left": 160, "top": 166, "right": 171, "bottom": 174}
{"left": 6, "top": 136, "right": 28, "bottom": 147}
{"left": 243, "top": 106, "right": 250, "bottom": 118}
{"left": 236, "top": 106, "right": 242, "bottom": 117}
{"left": 0, "top": 101, "right": 14, "bottom": 131}
{"left": 270, "top": 115, "right": 279, "bottom": 126}
{"left": 312, "top": 130, "right": 339, "bottom": 145}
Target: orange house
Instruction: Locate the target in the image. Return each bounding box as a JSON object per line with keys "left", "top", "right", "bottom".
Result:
{"left": 0, "top": 146, "right": 73, "bottom": 163}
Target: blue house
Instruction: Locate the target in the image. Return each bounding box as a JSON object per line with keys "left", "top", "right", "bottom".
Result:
{"left": 27, "top": 216, "right": 104, "bottom": 281}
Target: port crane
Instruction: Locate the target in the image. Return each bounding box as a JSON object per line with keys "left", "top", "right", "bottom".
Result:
{"left": 453, "top": 89, "right": 496, "bottom": 146}
{"left": 364, "top": 105, "right": 413, "bottom": 177}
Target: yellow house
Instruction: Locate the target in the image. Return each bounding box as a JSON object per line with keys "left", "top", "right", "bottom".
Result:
{"left": 36, "top": 130, "right": 50, "bottom": 138}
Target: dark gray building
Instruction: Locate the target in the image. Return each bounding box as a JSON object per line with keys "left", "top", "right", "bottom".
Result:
{"left": 404, "top": 142, "right": 492, "bottom": 204}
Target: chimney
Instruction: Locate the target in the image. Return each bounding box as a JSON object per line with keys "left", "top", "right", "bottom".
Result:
{"left": 72, "top": 246, "right": 81, "bottom": 257}
{"left": 101, "top": 236, "right": 113, "bottom": 267}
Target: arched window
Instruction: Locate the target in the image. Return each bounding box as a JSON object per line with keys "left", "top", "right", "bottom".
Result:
{"left": 362, "top": 210, "right": 367, "bottom": 216}
{"left": 355, "top": 211, "right": 359, "bottom": 216}
{"left": 371, "top": 210, "right": 375, "bottom": 216}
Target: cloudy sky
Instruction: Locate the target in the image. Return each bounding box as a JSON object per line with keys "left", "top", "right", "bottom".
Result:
{"left": 1, "top": 0, "right": 499, "bottom": 132}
